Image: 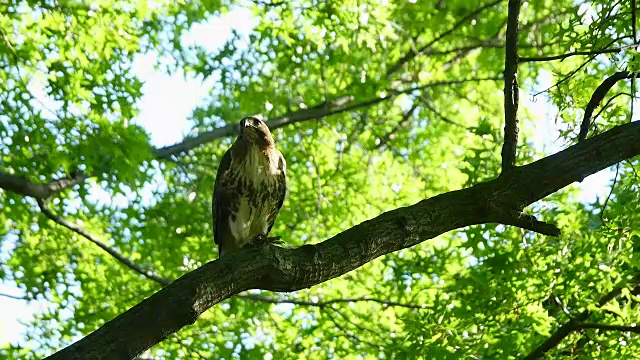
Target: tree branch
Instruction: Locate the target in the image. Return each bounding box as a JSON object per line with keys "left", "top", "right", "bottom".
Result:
{"left": 519, "top": 43, "right": 639, "bottom": 62}
{"left": 501, "top": 0, "right": 521, "bottom": 173}
{"left": 577, "top": 323, "right": 640, "bottom": 333}
{"left": 320, "top": 306, "right": 383, "bottom": 349}
{"left": 495, "top": 212, "right": 560, "bottom": 236}
{"left": 44, "top": 116, "right": 640, "bottom": 359}
{"left": 249, "top": 0, "right": 286, "bottom": 7}
{"left": 153, "top": 77, "right": 499, "bottom": 159}
{"left": 37, "top": 199, "right": 171, "bottom": 287}
{"left": 419, "top": 98, "right": 502, "bottom": 144}
{"left": 37, "top": 196, "right": 423, "bottom": 314}
{"left": 0, "top": 172, "right": 87, "bottom": 199}
{"left": 523, "top": 277, "right": 640, "bottom": 360}
{"left": 36, "top": 199, "right": 416, "bottom": 313}
{"left": 579, "top": 71, "right": 635, "bottom": 142}
{"left": 0, "top": 292, "right": 25, "bottom": 300}
{"left": 236, "top": 293, "right": 427, "bottom": 310}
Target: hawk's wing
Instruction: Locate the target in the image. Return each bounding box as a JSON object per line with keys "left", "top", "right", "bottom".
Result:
{"left": 212, "top": 148, "right": 233, "bottom": 257}
{"left": 267, "top": 151, "right": 287, "bottom": 235}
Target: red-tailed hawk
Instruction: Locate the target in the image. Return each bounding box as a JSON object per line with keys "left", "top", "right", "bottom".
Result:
{"left": 212, "top": 115, "right": 287, "bottom": 257}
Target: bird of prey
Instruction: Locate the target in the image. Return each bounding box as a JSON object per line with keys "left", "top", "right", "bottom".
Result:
{"left": 212, "top": 115, "right": 287, "bottom": 257}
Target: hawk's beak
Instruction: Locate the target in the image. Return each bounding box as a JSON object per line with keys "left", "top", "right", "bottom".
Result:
{"left": 240, "top": 119, "right": 251, "bottom": 136}
{"left": 242, "top": 118, "right": 257, "bottom": 129}
{"left": 240, "top": 118, "right": 256, "bottom": 139}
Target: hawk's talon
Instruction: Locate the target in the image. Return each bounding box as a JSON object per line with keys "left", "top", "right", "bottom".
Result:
{"left": 265, "top": 235, "right": 284, "bottom": 245}
{"left": 250, "top": 234, "right": 284, "bottom": 246}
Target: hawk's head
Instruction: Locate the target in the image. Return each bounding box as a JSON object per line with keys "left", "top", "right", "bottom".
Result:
{"left": 240, "top": 115, "right": 275, "bottom": 148}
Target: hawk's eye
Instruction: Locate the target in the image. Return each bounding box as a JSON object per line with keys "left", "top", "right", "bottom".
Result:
{"left": 252, "top": 118, "right": 262, "bottom": 126}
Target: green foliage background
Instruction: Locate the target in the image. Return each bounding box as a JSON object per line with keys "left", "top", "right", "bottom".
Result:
{"left": 1, "top": 0, "right": 640, "bottom": 358}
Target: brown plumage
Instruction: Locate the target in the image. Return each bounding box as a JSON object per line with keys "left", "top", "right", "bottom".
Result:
{"left": 212, "top": 115, "right": 287, "bottom": 257}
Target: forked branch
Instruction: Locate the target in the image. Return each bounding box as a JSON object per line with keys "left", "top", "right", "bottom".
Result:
{"left": 0, "top": 172, "right": 87, "bottom": 199}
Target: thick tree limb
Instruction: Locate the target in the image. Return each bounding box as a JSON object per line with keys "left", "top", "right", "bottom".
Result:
{"left": 36, "top": 197, "right": 425, "bottom": 311}
{"left": 0, "top": 172, "right": 87, "bottom": 199}
{"left": 37, "top": 199, "right": 171, "bottom": 286}
{"left": 578, "top": 71, "right": 635, "bottom": 142}
{"left": 153, "top": 77, "right": 499, "bottom": 159}
{"left": 44, "top": 119, "right": 640, "bottom": 360}
{"left": 501, "top": 0, "right": 521, "bottom": 173}
{"left": 523, "top": 277, "right": 640, "bottom": 360}
{"left": 36, "top": 197, "right": 413, "bottom": 312}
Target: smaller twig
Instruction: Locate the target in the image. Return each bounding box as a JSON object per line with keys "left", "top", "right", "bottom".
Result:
{"left": 552, "top": 294, "right": 573, "bottom": 319}
{"left": 532, "top": 36, "right": 630, "bottom": 97}
{"left": 250, "top": 0, "right": 286, "bottom": 6}
{"left": 577, "top": 323, "right": 640, "bottom": 333}
{"left": 393, "top": 77, "right": 502, "bottom": 95}
{"left": 626, "top": 159, "right": 640, "bottom": 181}
{"left": 533, "top": 55, "right": 598, "bottom": 97}
{"left": 236, "top": 293, "right": 427, "bottom": 310}
{"left": 0, "top": 29, "right": 19, "bottom": 62}
{"left": 592, "top": 92, "right": 632, "bottom": 121}
{"left": 520, "top": 43, "right": 639, "bottom": 62}
{"left": 419, "top": 97, "right": 480, "bottom": 130}
{"left": 326, "top": 305, "right": 386, "bottom": 339}
{"left": 497, "top": 212, "right": 560, "bottom": 236}
{"left": 440, "top": 14, "right": 509, "bottom": 71}
{"left": 373, "top": 104, "right": 419, "bottom": 150}
{"left": 599, "top": 163, "right": 620, "bottom": 226}
{"left": 0, "top": 292, "right": 25, "bottom": 300}
{"left": 37, "top": 199, "right": 171, "bottom": 286}
{"left": 1, "top": 27, "right": 65, "bottom": 120}
{"left": 579, "top": 71, "right": 636, "bottom": 141}
{"left": 419, "top": 97, "right": 501, "bottom": 145}
{"left": 313, "top": 119, "right": 323, "bottom": 232}
{"left": 386, "top": 0, "right": 504, "bottom": 76}
{"left": 320, "top": 307, "right": 382, "bottom": 349}
{"left": 560, "top": 334, "right": 591, "bottom": 357}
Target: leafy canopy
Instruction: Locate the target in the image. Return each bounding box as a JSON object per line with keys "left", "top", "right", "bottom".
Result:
{"left": 1, "top": 0, "right": 640, "bottom": 359}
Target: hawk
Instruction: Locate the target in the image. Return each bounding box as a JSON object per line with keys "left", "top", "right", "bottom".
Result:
{"left": 212, "top": 115, "right": 287, "bottom": 257}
